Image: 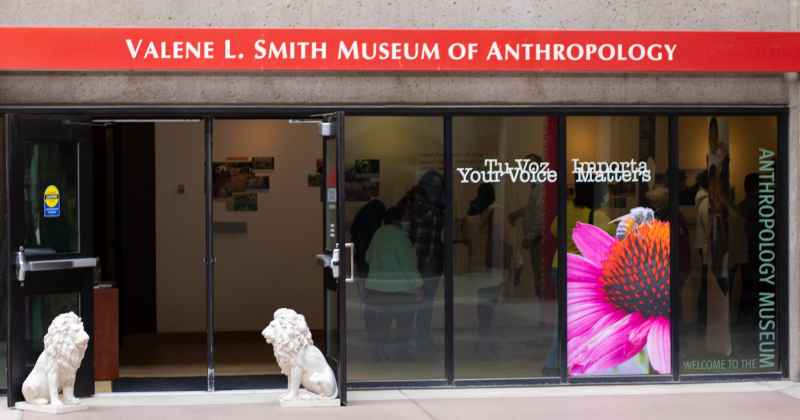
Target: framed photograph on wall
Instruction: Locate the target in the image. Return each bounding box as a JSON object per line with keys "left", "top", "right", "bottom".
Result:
{"left": 226, "top": 193, "right": 258, "bottom": 212}
{"left": 245, "top": 175, "right": 269, "bottom": 193}
{"left": 252, "top": 157, "right": 275, "bottom": 173}
{"left": 213, "top": 161, "right": 252, "bottom": 201}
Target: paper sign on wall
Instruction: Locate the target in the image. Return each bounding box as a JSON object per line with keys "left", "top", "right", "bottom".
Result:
{"left": 44, "top": 185, "right": 60, "bottom": 217}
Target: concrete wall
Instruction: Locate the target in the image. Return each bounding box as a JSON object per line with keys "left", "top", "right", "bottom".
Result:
{"left": 0, "top": 72, "right": 789, "bottom": 106}
{"left": 786, "top": 0, "right": 798, "bottom": 383}
{"left": 0, "top": 0, "right": 791, "bottom": 30}
{"left": 0, "top": 0, "right": 796, "bottom": 106}
{"left": 788, "top": 71, "right": 799, "bottom": 383}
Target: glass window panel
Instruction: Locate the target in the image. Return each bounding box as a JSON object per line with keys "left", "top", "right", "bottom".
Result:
{"left": 565, "top": 116, "right": 670, "bottom": 376}
{"left": 678, "top": 116, "right": 779, "bottom": 374}
{"left": 345, "top": 116, "right": 445, "bottom": 380}
{"left": 23, "top": 141, "right": 80, "bottom": 254}
{"left": 25, "top": 293, "right": 80, "bottom": 366}
{"left": 453, "top": 116, "right": 559, "bottom": 379}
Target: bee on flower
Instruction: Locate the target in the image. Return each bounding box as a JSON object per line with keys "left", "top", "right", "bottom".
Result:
{"left": 610, "top": 207, "right": 655, "bottom": 241}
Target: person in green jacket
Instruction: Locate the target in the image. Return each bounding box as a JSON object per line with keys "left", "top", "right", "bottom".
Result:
{"left": 364, "top": 206, "right": 424, "bottom": 363}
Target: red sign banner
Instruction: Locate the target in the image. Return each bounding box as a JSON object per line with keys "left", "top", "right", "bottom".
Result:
{"left": 1, "top": 27, "right": 799, "bottom": 72}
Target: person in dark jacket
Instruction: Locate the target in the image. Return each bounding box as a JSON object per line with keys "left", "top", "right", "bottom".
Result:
{"left": 736, "top": 174, "right": 760, "bottom": 332}
{"left": 647, "top": 187, "right": 691, "bottom": 356}
{"left": 397, "top": 171, "right": 444, "bottom": 349}
{"left": 350, "top": 200, "right": 387, "bottom": 280}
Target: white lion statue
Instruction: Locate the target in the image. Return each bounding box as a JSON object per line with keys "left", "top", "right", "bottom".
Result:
{"left": 22, "top": 312, "right": 90, "bottom": 407}
{"left": 262, "top": 308, "right": 338, "bottom": 402}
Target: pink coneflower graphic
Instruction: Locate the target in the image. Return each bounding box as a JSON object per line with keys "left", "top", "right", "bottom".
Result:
{"left": 567, "top": 221, "right": 671, "bottom": 375}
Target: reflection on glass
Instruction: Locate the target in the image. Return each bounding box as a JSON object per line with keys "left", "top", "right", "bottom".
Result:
{"left": 565, "top": 116, "right": 671, "bottom": 376}
{"left": 453, "top": 116, "right": 558, "bottom": 378}
{"left": 23, "top": 141, "right": 80, "bottom": 254}
{"left": 25, "top": 293, "right": 80, "bottom": 366}
{"left": 362, "top": 207, "right": 421, "bottom": 363}
{"left": 345, "top": 117, "right": 444, "bottom": 380}
{"left": 678, "top": 116, "right": 779, "bottom": 374}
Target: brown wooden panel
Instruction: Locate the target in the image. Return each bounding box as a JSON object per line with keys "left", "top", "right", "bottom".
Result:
{"left": 94, "top": 288, "right": 119, "bottom": 380}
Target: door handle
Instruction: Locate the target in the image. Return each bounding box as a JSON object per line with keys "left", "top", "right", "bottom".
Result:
{"left": 15, "top": 246, "right": 28, "bottom": 282}
{"left": 316, "top": 243, "right": 354, "bottom": 282}
{"left": 317, "top": 252, "right": 339, "bottom": 279}
{"left": 287, "top": 120, "right": 332, "bottom": 136}
{"left": 15, "top": 246, "right": 97, "bottom": 282}
{"left": 316, "top": 254, "right": 332, "bottom": 268}
{"left": 344, "top": 243, "right": 355, "bottom": 283}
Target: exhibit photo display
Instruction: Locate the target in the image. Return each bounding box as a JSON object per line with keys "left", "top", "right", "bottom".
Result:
{"left": 211, "top": 157, "right": 273, "bottom": 211}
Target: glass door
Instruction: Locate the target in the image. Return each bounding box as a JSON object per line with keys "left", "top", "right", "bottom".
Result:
{"left": 5, "top": 115, "right": 96, "bottom": 405}
{"left": 315, "top": 112, "right": 349, "bottom": 405}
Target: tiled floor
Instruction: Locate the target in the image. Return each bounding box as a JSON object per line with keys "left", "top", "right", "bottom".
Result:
{"left": 117, "top": 331, "right": 288, "bottom": 378}
{"left": 7, "top": 381, "right": 800, "bottom": 420}
{"left": 93, "top": 331, "right": 286, "bottom": 393}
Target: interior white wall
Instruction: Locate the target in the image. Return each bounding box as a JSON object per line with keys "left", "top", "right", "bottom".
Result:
{"left": 155, "top": 120, "right": 323, "bottom": 333}
{"left": 155, "top": 122, "right": 207, "bottom": 333}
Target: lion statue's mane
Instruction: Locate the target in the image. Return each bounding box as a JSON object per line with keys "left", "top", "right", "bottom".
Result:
{"left": 44, "top": 312, "right": 87, "bottom": 374}
{"left": 270, "top": 308, "right": 313, "bottom": 374}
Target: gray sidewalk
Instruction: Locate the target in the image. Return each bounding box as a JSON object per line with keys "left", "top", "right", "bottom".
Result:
{"left": 4, "top": 381, "right": 800, "bottom": 419}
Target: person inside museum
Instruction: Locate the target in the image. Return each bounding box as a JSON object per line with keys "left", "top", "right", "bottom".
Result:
{"left": 508, "top": 154, "right": 544, "bottom": 294}
{"left": 708, "top": 169, "right": 731, "bottom": 297}
{"left": 695, "top": 170, "right": 710, "bottom": 342}
{"left": 460, "top": 183, "right": 523, "bottom": 354}
{"left": 647, "top": 186, "right": 692, "bottom": 282}
{"left": 363, "top": 206, "right": 425, "bottom": 363}
{"left": 736, "top": 173, "right": 760, "bottom": 336}
{"left": 543, "top": 180, "right": 615, "bottom": 376}
{"left": 351, "top": 199, "right": 388, "bottom": 340}
{"left": 397, "top": 171, "right": 445, "bottom": 350}
{"left": 351, "top": 199, "right": 388, "bottom": 281}
{"left": 646, "top": 186, "right": 691, "bottom": 356}
{"left": 706, "top": 159, "right": 748, "bottom": 355}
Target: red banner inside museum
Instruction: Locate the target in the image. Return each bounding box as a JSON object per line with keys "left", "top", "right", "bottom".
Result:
{"left": 1, "top": 27, "right": 799, "bottom": 72}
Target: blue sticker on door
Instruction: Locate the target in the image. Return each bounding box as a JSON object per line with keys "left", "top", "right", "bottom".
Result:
{"left": 44, "top": 185, "right": 60, "bottom": 217}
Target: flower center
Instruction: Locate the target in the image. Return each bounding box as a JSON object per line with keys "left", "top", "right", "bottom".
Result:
{"left": 599, "top": 220, "right": 670, "bottom": 318}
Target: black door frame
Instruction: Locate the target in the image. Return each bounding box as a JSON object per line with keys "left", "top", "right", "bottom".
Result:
{"left": 4, "top": 114, "right": 96, "bottom": 404}
{"left": 2, "top": 105, "right": 789, "bottom": 396}
{"left": 202, "top": 113, "right": 349, "bottom": 401}
{"left": 326, "top": 112, "right": 348, "bottom": 404}
{"left": 317, "top": 112, "right": 348, "bottom": 403}
{"left": 204, "top": 117, "right": 215, "bottom": 392}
